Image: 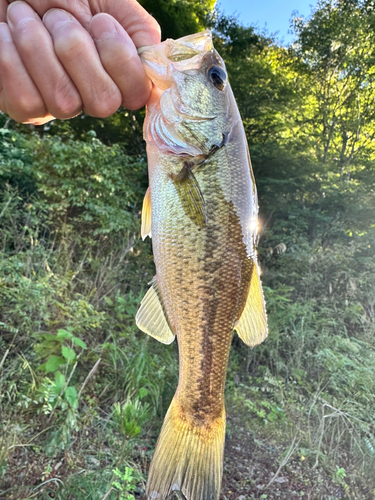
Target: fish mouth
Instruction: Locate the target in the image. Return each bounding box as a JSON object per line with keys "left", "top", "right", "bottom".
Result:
{"left": 138, "top": 30, "right": 218, "bottom": 91}
{"left": 139, "top": 30, "right": 226, "bottom": 122}
{"left": 140, "top": 31, "right": 230, "bottom": 158}
{"left": 137, "top": 30, "right": 213, "bottom": 59}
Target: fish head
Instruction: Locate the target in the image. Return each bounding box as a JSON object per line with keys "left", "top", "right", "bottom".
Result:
{"left": 140, "top": 31, "right": 233, "bottom": 157}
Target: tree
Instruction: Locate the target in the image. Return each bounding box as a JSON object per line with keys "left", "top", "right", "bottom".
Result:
{"left": 139, "top": 0, "right": 215, "bottom": 39}
{"left": 292, "top": 0, "right": 375, "bottom": 170}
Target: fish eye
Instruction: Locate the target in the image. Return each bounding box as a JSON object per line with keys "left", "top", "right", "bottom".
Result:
{"left": 208, "top": 66, "right": 227, "bottom": 91}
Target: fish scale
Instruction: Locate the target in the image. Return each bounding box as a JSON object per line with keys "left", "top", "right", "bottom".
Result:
{"left": 136, "top": 30, "right": 268, "bottom": 500}
{"left": 154, "top": 161, "right": 236, "bottom": 404}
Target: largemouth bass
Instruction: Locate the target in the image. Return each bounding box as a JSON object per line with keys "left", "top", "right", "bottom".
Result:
{"left": 136, "top": 31, "right": 268, "bottom": 500}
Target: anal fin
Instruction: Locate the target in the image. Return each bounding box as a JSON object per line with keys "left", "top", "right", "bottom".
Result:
{"left": 136, "top": 277, "right": 175, "bottom": 345}
{"left": 235, "top": 261, "right": 268, "bottom": 348}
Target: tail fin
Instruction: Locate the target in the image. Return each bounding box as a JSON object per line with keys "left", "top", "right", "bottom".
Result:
{"left": 146, "top": 397, "right": 225, "bottom": 500}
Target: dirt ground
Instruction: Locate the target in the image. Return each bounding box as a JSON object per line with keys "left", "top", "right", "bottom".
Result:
{"left": 221, "top": 414, "right": 347, "bottom": 500}
{"left": 1, "top": 412, "right": 371, "bottom": 500}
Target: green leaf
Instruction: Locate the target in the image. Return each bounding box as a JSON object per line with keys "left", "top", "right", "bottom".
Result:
{"left": 72, "top": 336, "right": 87, "bottom": 349}
{"left": 267, "top": 411, "right": 278, "bottom": 422}
{"left": 57, "top": 329, "right": 73, "bottom": 340}
{"left": 42, "top": 333, "right": 61, "bottom": 342}
{"left": 45, "top": 355, "right": 65, "bottom": 373}
{"left": 61, "top": 345, "right": 76, "bottom": 361}
{"left": 112, "top": 481, "right": 122, "bottom": 490}
{"left": 54, "top": 371, "right": 65, "bottom": 392}
{"left": 65, "top": 386, "right": 78, "bottom": 408}
{"left": 138, "top": 387, "right": 149, "bottom": 399}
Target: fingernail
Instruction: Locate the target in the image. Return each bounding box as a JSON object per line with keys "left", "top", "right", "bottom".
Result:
{"left": 43, "top": 8, "right": 74, "bottom": 33}
{"left": 7, "top": 1, "right": 36, "bottom": 27}
{"left": 90, "top": 14, "right": 117, "bottom": 41}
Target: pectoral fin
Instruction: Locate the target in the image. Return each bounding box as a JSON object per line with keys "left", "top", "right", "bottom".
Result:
{"left": 235, "top": 262, "right": 268, "bottom": 348}
{"left": 141, "top": 187, "right": 152, "bottom": 240}
{"left": 169, "top": 163, "right": 206, "bottom": 227}
{"left": 136, "top": 277, "right": 175, "bottom": 345}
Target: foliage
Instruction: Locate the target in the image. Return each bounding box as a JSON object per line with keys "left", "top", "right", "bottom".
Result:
{"left": 214, "top": 2, "right": 375, "bottom": 494}
{"left": 139, "top": 0, "right": 215, "bottom": 39}
{"left": 0, "top": 125, "right": 175, "bottom": 494}
{"left": 112, "top": 466, "right": 143, "bottom": 500}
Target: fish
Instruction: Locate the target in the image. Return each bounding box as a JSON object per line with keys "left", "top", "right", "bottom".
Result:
{"left": 136, "top": 30, "right": 268, "bottom": 500}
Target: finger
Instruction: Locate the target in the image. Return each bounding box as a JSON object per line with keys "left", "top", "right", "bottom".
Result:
{"left": 7, "top": 1, "right": 82, "bottom": 120}
{"left": 43, "top": 8, "right": 122, "bottom": 118}
{"left": 0, "top": 0, "right": 7, "bottom": 22}
{"left": 8, "top": 0, "right": 161, "bottom": 46}
{"left": 103, "top": 0, "right": 161, "bottom": 47}
{"left": 0, "top": 21, "right": 52, "bottom": 124}
{"left": 0, "top": 80, "right": 5, "bottom": 118}
{"left": 90, "top": 13, "right": 151, "bottom": 110}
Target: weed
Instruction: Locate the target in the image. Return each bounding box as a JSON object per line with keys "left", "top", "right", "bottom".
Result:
{"left": 112, "top": 466, "right": 143, "bottom": 500}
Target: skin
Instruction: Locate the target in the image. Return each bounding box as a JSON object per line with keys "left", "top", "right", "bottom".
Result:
{"left": 0, "top": 0, "right": 161, "bottom": 124}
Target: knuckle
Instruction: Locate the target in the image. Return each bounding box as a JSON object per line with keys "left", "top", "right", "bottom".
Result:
{"left": 52, "top": 79, "right": 82, "bottom": 119}
{"left": 87, "top": 100, "right": 120, "bottom": 118}
{"left": 86, "top": 86, "right": 121, "bottom": 118}
{"left": 53, "top": 95, "right": 82, "bottom": 119}
{"left": 0, "top": 59, "right": 12, "bottom": 78}
{"left": 9, "top": 96, "right": 47, "bottom": 122}
{"left": 121, "top": 76, "right": 151, "bottom": 111}
{"left": 124, "top": 86, "right": 151, "bottom": 111}
{"left": 55, "top": 100, "right": 81, "bottom": 119}
{"left": 54, "top": 29, "right": 90, "bottom": 63}
{"left": 17, "top": 94, "right": 45, "bottom": 117}
{"left": 145, "top": 15, "right": 161, "bottom": 37}
{"left": 0, "top": 49, "right": 16, "bottom": 77}
{"left": 14, "top": 27, "right": 47, "bottom": 57}
{"left": 124, "top": 94, "right": 148, "bottom": 111}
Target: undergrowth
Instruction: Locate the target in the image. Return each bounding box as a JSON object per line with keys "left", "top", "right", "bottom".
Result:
{"left": 1, "top": 115, "right": 375, "bottom": 499}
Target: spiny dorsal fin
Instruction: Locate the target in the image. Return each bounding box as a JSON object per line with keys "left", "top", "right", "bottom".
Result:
{"left": 141, "top": 186, "right": 152, "bottom": 240}
{"left": 136, "top": 277, "right": 175, "bottom": 345}
{"left": 170, "top": 165, "right": 206, "bottom": 227}
{"left": 235, "top": 262, "right": 268, "bottom": 348}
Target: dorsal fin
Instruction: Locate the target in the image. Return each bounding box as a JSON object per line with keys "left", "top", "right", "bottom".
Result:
{"left": 141, "top": 186, "right": 152, "bottom": 240}
{"left": 235, "top": 262, "right": 268, "bottom": 348}
{"left": 136, "top": 277, "right": 175, "bottom": 345}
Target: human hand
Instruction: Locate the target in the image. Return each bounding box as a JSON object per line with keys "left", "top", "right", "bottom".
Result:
{"left": 0, "top": 0, "right": 161, "bottom": 124}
